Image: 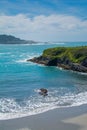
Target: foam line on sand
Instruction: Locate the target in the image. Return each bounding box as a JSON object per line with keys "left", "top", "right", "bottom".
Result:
{"left": 0, "top": 105, "right": 87, "bottom": 130}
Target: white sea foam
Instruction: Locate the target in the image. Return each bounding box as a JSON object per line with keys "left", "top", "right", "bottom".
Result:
{"left": 15, "top": 54, "right": 40, "bottom": 64}
{"left": 16, "top": 59, "right": 28, "bottom": 63}
{"left": 21, "top": 42, "right": 65, "bottom": 45}
{"left": 70, "top": 70, "right": 87, "bottom": 75}
{"left": 0, "top": 91, "right": 87, "bottom": 120}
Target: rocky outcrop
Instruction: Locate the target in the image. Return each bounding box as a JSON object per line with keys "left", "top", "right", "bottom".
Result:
{"left": 27, "top": 46, "right": 87, "bottom": 73}
{"left": 28, "top": 56, "right": 50, "bottom": 65}
{"left": 81, "top": 58, "right": 87, "bottom": 67}
{"left": 28, "top": 56, "right": 87, "bottom": 73}
{"left": 39, "top": 88, "right": 48, "bottom": 96}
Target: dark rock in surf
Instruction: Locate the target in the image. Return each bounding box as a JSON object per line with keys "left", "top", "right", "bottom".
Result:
{"left": 39, "top": 88, "right": 48, "bottom": 96}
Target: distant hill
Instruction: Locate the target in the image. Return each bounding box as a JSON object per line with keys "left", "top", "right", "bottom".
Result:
{"left": 0, "top": 35, "right": 36, "bottom": 44}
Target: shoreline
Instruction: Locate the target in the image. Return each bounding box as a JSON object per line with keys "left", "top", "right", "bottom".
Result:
{"left": 0, "top": 104, "right": 87, "bottom": 130}
{"left": 28, "top": 46, "right": 87, "bottom": 73}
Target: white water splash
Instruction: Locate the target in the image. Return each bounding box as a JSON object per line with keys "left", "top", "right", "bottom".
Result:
{"left": 0, "top": 91, "right": 87, "bottom": 120}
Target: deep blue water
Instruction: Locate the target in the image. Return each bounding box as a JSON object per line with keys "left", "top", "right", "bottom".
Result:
{"left": 0, "top": 42, "right": 87, "bottom": 119}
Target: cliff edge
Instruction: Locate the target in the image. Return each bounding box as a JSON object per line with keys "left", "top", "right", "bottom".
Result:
{"left": 27, "top": 46, "right": 87, "bottom": 73}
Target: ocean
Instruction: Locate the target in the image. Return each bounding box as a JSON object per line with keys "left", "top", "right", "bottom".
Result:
{"left": 0, "top": 42, "right": 87, "bottom": 120}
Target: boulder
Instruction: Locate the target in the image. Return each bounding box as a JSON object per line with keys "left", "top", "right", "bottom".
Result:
{"left": 81, "top": 58, "right": 87, "bottom": 67}
{"left": 39, "top": 88, "right": 48, "bottom": 96}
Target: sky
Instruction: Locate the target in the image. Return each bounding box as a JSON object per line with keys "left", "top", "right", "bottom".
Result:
{"left": 0, "top": 0, "right": 87, "bottom": 41}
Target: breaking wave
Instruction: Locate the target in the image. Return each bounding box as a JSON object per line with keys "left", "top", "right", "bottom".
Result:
{"left": 0, "top": 90, "right": 87, "bottom": 120}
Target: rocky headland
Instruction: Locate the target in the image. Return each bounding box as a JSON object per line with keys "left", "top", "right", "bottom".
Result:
{"left": 27, "top": 46, "right": 87, "bottom": 73}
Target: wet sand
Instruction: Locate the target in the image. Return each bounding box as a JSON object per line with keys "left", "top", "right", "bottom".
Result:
{"left": 0, "top": 105, "right": 87, "bottom": 130}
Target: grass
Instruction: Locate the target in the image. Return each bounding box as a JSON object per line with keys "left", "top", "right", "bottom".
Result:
{"left": 42, "top": 46, "right": 87, "bottom": 63}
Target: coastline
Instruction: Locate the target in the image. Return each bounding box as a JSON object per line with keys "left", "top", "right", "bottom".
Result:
{"left": 0, "top": 105, "right": 87, "bottom": 130}
{"left": 0, "top": 44, "right": 87, "bottom": 130}
{"left": 28, "top": 46, "right": 87, "bottom": 73}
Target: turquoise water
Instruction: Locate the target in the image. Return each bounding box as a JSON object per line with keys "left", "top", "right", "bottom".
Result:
{"left": 0, "top": 42, "right": 87, "bottom": 119}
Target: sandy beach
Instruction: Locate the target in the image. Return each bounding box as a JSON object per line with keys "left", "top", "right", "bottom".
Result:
{"left": 64, "top": 114, "right": 87, "bottom": 130}
{"left": 0, "top": 105, "right": 87, "bottom": 130}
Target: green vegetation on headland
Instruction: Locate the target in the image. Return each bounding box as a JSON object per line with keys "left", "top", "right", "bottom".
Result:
{"left": 28, "top": 46, "right": 87, "bottom": 73}
{"left": 43, "top": 46, "right": 87, "bottom": 64}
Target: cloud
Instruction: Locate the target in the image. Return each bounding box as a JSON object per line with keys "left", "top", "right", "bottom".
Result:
{"left": 0, "top": 14, "right": 87, "bottom": 41}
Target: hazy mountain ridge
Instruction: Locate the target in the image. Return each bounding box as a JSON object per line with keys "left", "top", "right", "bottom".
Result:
{"left": 0, "top": 35, "right": 36, "bottom": 44}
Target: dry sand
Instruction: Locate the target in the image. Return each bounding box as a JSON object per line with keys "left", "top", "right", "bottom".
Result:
{"left": 64, "top": 114, "right": 87, "bottom": 130}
